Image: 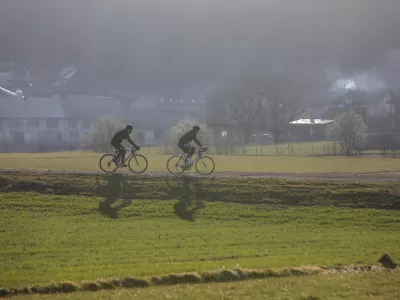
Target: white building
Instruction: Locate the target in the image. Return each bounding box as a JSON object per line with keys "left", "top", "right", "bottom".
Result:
{"left": 0, "top": 94, "right": 126, "bottom": 149}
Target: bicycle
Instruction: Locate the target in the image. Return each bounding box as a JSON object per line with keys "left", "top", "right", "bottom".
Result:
{"left": 167, "top": 146, "right": 215, "bottom": 175}
{"left": 99, "top": 147, "right": 148, "bottom": 174}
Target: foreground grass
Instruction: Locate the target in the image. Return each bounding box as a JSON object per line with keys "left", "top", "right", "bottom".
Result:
{"left": 1, "top": 190, "right": 399, "bottom": 288}
{"left": 1, "top": 151, "right": 400, "bottom": 173}
{"left": 10, "top": 271, "right": 400, "bottom": 300}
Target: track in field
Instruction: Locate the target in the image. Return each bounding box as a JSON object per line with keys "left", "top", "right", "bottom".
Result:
{"left": 1, "top": 168, "right": 399, "bottom": 182}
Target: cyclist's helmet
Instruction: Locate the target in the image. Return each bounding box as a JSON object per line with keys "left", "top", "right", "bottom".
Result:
{"left": 126, "top": 124, "right": 133, "bottom": 130}
{"left": 193, "top": 125, "right": 200, "bottom": 131}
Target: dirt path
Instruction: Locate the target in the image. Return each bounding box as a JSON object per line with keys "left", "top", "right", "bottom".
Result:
{"left": 1, "top": 168, "right": 399, "bottom": 182}
{"left": 213, "top": 171, "right": 400, "bottom": 182}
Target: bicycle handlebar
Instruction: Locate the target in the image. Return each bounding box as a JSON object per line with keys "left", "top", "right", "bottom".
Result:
{"left": 198, "top": 146, "right": 208, "bottom": 153}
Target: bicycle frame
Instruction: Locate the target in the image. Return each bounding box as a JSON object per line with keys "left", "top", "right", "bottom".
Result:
{"left": 180, "top": 147, "right": 207, "bottom": 169}
{"left": 114, "top": 148, "right": 138, "bottom": 164}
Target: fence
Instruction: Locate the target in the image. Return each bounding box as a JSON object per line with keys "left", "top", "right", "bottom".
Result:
{"left": 161, "top": 140, "right": 400, "bottom": 158}
{"left": 2, "top": 140, "right": 400, "bottom": 158}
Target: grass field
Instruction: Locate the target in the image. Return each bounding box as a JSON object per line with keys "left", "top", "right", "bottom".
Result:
{"left": 1, "top": 150, "right": 400, "bottom": 173}
{"left": 10, "top": 271, "right": 400, "bottom": 299}
{"left": 1, "top": 175, "right": 400, "bottom": 288}
{"left": 1, "top": 173, "right": 399, "bottom": 299}
{"left": 1, "top": 192, "right": 399, "bottom": 288}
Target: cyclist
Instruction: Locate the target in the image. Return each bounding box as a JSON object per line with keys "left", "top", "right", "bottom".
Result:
{"left": 178, "top": 125, "right": 206, "bottom": 167}
{"left": 111, "top": 124, "right": 140, "bottom": 167}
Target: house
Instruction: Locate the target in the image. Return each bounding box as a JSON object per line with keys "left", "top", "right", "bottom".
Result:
{"left": 322, "top": 89, "right": 395, "bottom": 133}
{"left": 289, "top": 118, "right": 334, "bottom": 141}
{"left": 131, "top": 90, "right": 207, "bottom": 120}
{"left": 128, "top": 89, "right": 208, "bottom": 145}
{"left": 128, "top": 109, "right": 167, "bottom": 146}
{"left": 207, "top": 121, "right": 245, "bottom": 145}
{"left": 325, "top": 90, "right": 392, "bottom": 119}
{"left": 0, "top": 94, "right": 127, "bottom": 151}
{"left": 60, "top": 95, "right": 127, "bottom": 143}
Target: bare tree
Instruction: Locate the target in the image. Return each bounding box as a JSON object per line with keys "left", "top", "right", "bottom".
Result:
{"left": 208, "top": 76, "right": 266, "bottom": 144}
{"left": 326, "top": 110, "right": 367, "bottom": 156}
{"left": 207, "top": 73, "right": 305, "bottom": 145}
{"left": 388, "top": 90, "right": 400, "bottom": 132}
{"left": 260, "top": 74, "right": 305, "bottom": 143}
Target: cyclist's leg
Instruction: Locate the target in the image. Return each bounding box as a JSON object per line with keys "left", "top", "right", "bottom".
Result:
{"left": 188, "top": 145, "right": 195, "bottom": 158}
{"left": 178, "top": 144, "right": 190, "bottom": 166}
{"left": 112, "top": 143, "right": 125, "bottom": 164}
{"left": 111, "top": 143, "right": 119, "bottom": 162}
{"left": 118, "top": 146, "right": 126, "bottom": 164}
{"left": 181, "top": 144, "right": 195, "bottom": 164}
{"left": 185, "top": 145, "right": 195, "bottom": 165}
{"left": 178, "top": 144, "right": 187, "bottom": 156}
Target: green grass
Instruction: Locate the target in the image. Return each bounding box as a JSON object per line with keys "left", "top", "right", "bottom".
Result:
{"left": 1, "top": 173, "right": 399, "bottom": 298}
{"left": 10, "top": 271, "right": 400, "bottom": 299}
{"left": 1, "top": 188, "right": 399, "bottom": 289}
{"left": 1, "top": 172, "right": 400, "bottom": 209}
{"left": 0, "top": 151, "right": 400, "bottom": 173}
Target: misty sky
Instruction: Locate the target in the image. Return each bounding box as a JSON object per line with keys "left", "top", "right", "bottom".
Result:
{"left": 1, "top": 0, "right": 400, "bottom": 92}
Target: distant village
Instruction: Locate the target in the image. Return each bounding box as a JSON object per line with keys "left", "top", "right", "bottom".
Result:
{"left": 1, "top": 62, "right": 399, "bottom": 153}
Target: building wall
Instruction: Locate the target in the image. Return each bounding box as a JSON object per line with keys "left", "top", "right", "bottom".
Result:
{"left": 0, "top": 117, "right": 98, "bottom": 145}
{"left": 135, "top": 129, "right": 155, "bottom": 146}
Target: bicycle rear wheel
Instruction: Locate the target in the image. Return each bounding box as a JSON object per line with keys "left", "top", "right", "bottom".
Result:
{"left": 167, "top": 155, "right": 185, "bottom": 175}
{"left": 99, "top": 154, "right": 118, "bottom": 173}
{"left": 195, "top": 155, "right": 215, "bottom": 175}
{"left": 128, "top": 154, "right": 148, "bottom": 174}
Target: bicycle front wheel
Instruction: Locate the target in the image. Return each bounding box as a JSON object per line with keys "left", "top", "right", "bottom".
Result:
{"left": 167, "top": 155, "right": 185, "bottom": 175}
{"left": 99, "top": 154, "right": 118, "bottom": 173}
{"left": 128, "top": 154, "right": 148, "bottom": 174}
{"left": 195, "top": 156, "right": 215, "bottom": 175}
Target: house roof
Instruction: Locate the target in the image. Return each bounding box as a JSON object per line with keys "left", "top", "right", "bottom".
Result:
{"left": 290, "top": 119, "right": 334, "bottom": 125}
{"left": 331, "top": 90, "right": 388, "bottom": 106}
{"left": 0, "top": 96, "right": 63, "bottom": 118}
{"left": 127, "top": 109, "right": 179, "bottom": 130}
{"left": 0, "top": 94, "right": 127, "bottom": 121}
{"left": 61, "top": 95, "right": 127, "bottom": 120}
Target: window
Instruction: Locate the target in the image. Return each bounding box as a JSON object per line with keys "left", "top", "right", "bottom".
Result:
{"left": 82, "top": 120, "right": 91, "bottom": 129}
{"left": 8, "top": 119, "right": 22, "bottom": 129}
{"left": 46, "top": 119, "right": 58, "bottom": 129}
{"left": 27, "top": 119, "right": 39, "bottom": 128}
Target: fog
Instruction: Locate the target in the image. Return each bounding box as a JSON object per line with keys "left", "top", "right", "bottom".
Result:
{"left": 1, "top": 0, "right": 400, "bottom": 93}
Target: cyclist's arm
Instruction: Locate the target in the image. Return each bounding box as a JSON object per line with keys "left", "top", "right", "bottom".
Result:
{"left": 126, "top": 135, "right": 139, "bottom": 148}
{"left": 193, "top": 136, "right": 202, "bottom": 147}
